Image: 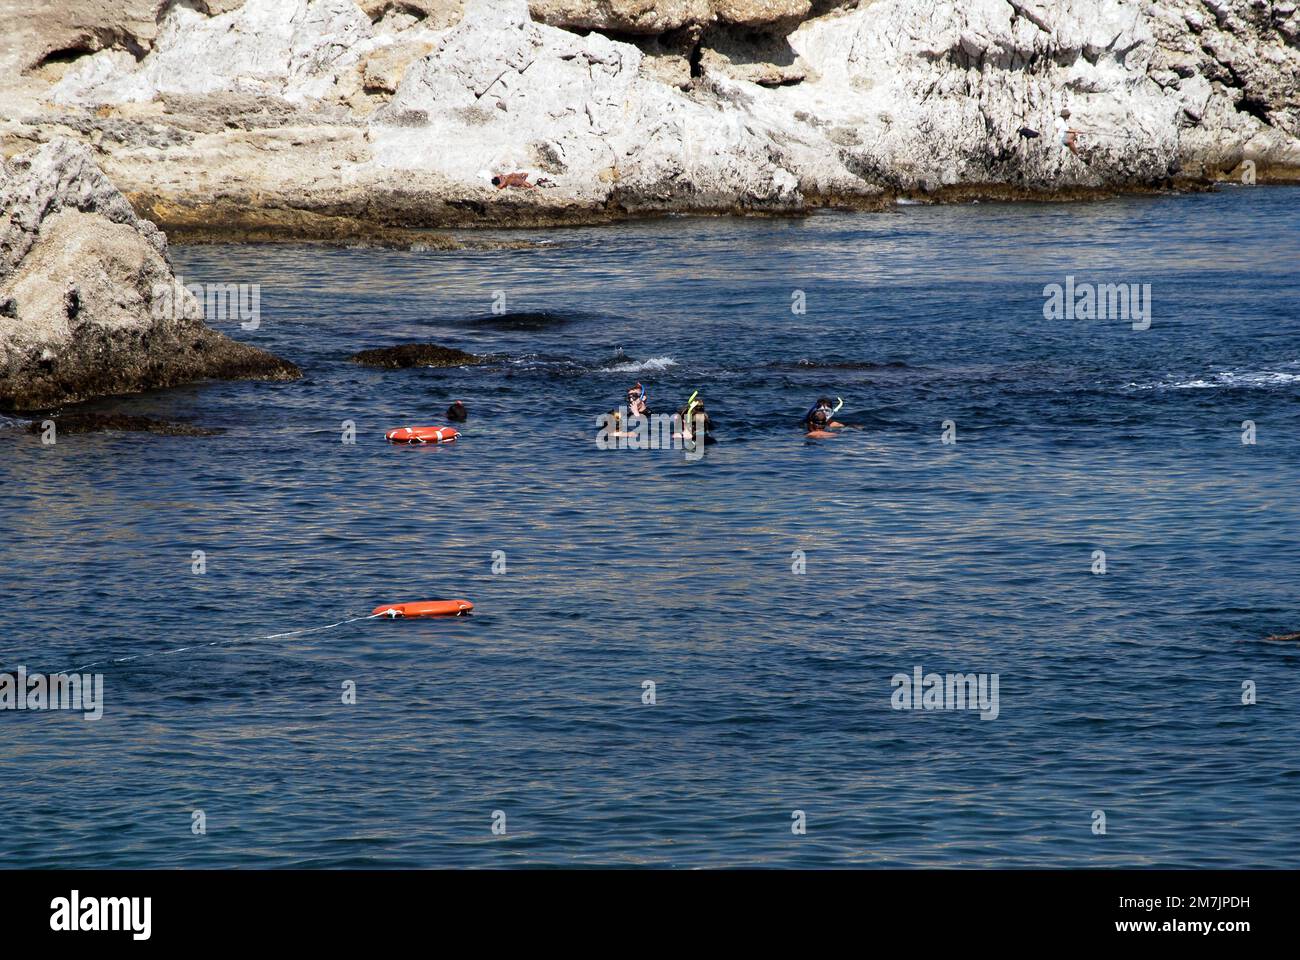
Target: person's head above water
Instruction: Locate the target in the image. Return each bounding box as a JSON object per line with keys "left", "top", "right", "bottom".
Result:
{"left": 447, "top": 400, "right": 467, "bottom": 422}
{"left": 626, "top": 381, "right": 649, "bottom": 414}
{"left": 805, "top": 397, "right": 833, "bottom": 425}
{"left": 681, "top": 395, "right": 709, "bottom": 429}
{"left": 805, "top": 396, "right": 848, "bottom": 432}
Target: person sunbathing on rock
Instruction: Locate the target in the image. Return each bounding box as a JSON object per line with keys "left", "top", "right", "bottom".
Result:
{"left": 491, "top": 171, "right": 535, "bottom": 189}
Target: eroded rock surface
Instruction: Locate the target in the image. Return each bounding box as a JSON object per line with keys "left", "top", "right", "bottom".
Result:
{"left": 0, "top": 139, "right": 300, "bottom": 411}
{"left": 0, "top": 0, "right": 1295, "bottom": 236}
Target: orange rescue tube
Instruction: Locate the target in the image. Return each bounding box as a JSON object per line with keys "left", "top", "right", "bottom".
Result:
{"left": 385, "top": 426, "right": 459, "bottom": 444}
{"left": 372, "top": 599, "right": 474, "bottom": 618}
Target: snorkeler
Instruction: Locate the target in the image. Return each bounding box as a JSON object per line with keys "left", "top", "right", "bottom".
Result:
{"left": 803, "top": 397, "right": 844, "bottom": 438}
{"left": 626, "top": 382, "right": 650, "bottom": 417}
{"left": 677, "top": 391, "right": 714, "bottom": 444}
{"left": 599, "top": 384, "right": 649, "bottom": 439}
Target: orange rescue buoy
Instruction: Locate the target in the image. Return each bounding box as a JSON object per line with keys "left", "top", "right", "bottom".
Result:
{"left": 372, "top": 600, "right": 474, "bottom": 618}
{"left": 385, "top": 426, "right": 459, "bottom": 444}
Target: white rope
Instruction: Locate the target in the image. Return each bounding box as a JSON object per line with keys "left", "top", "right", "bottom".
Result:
{"left": 48, "top": 612, "right": 386, "bottom": 675}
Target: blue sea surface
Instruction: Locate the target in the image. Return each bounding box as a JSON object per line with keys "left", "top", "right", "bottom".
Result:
{"left": 2, "top": 186, "right": 1298, "bottom": 867}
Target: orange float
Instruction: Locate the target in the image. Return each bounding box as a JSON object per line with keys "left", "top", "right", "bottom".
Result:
{"left": 372, "top": 600, "right": 474, "bottom": 618}
{"left": 385, "top": 426, "right": 459, "bottom": 444}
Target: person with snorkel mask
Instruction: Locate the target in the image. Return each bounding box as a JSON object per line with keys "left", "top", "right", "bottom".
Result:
{"left": 676, "top": 390, "right": 714, "bottom": 445}
{"left": 804, "top": 397, "right": 844, "bottom": 438}
{"left": 604, "top": 382, "right": 651, "bottom": 438}
{"left": 626, "top": 382, "right": 651, "bottom": 418}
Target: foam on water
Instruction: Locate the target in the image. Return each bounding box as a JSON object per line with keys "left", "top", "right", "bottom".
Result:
{"left": 601, "top": 356, "right": 679, "bottom": 373}
{"left": 1127, "top": 366, "right": 1300, "bottom": 391}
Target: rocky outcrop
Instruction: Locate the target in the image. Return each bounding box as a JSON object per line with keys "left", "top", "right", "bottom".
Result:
{"left": 371, "top": 0, "right": 800, "bottom": 211}
{"left": 529, "top": 0, "right": 811, "bottom": 32}
{"left": 51, "top": 0, "right": 381, "bottom": 106}
{"left": 0, "top": 139, "right": 300, "bottom": 411}
{"left": 1, "top": 0, "right": 1296, "bottom": 237}
{"left": 2, "top": 0, "right": 161, "bottom": 79}
{"left": 350, "top": 342, "right": 484, "bottom": 366}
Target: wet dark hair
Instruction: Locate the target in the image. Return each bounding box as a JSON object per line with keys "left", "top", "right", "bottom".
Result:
{"left": 490, "top": 175, "right": 502, "bottom": 186}
{"left": 447, "top": 401, "right": 467, "bottom": 422}
{"left": 683, "top": 404, "right": 711, "bottom": 434}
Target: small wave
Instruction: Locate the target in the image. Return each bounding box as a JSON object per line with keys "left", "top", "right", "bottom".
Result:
{"left": 778, "top": 359, "right": 912, "bottom": 371}
{"left": 1127, "top": 368, "right": 1300, "bottom": 391}
{"left": 602, "top": 357, "right": 678, "bottom": 373}
{"left": 0, "top": 415, "right": 32, "bottom": 430}
{"left": 1207, "top": 371, "right": 1300, "bottom": 388}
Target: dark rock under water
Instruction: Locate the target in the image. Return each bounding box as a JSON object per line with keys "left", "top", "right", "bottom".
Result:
{"left": 464, "top": 312, "right": 571, "bottom": 331}
{"left": 349, "top": 343, "right": 484, "bottom": 368}
{"left": 26, "top": 413, "right": 224, "bottom": 436}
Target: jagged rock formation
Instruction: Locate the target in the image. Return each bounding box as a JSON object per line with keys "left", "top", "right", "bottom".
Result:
{"left": 0, "top": 139, "right": 300, "bottom": 411}
{"left": 0, "top": 0, "right": 1296, "bottom": 235}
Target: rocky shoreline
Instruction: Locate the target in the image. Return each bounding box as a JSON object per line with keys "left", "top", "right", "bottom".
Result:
{"left": 1, "top": 0, "right": 1296, "bottom": 240}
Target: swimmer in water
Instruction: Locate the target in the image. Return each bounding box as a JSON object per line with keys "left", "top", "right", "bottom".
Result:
{"left": 676, "top": 391, "right": 714, "bottom": 444}
{"left": 604, "top": 407, "right": 632, "bottom": 438}
{"left": 602, "top": 383, "right": 650, "bottom": 438}
{"left": 626, "top": 382, "right": 650, "bottom": 418}
{"left": 803, "top": 397, "right": 844, "bottom": 438}
{"left": 447, "top": 400, "right": 467, "bottom": 422}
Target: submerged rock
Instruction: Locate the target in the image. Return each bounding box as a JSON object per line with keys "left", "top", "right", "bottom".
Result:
{"left": 26, "top": 413, "right": 225, "bottom": 436}
{"left": 0, "top": 139, "right": 301, "bottom": 412}
{"left": 350, "top": 343, "right": 484, "bottom": 367}
{"left": 465, "top": 311, "right": 569, "bottom": 331}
